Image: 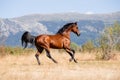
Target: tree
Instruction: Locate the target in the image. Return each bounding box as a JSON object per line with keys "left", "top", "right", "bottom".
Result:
{"left": 98, "top": 22, "right": 120, "bottom": 59}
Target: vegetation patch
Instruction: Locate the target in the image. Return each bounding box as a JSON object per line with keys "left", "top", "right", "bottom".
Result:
{"left": 0, "top": 46, "right": 35, "bottom": 56}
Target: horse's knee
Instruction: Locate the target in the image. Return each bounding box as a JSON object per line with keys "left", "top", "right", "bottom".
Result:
{"left": 35, "top": 53, "right": 41, "bottom": 65}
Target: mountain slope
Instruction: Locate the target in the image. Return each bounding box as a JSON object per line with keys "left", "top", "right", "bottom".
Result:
{"left": 0, "top": 12, "right": 120, "bottom": 46}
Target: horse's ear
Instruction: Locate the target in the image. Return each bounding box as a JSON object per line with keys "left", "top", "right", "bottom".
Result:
{"left": 75, "top": 22, "right": 77, "bottom": 25}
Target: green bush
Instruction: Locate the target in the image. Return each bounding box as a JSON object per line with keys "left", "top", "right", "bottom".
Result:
{"left": 82, "top": 40, "right": 95, "bottom": 53}
{"left": 96, "top": 22, "right": 120, "bottom": 60}
{"left": 70, "top": 42, "right": 80, "bottom": 51}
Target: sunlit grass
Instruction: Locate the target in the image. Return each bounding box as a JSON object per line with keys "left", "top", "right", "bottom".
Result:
{"left": 0, "top": 46, "right": 120, "bottom": 80}
{"left": 0, "top": 52, "right": 120, "bottom": 80}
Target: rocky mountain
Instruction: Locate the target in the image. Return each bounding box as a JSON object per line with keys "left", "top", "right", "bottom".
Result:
{"left": 0, "top": 12, "right": 120, "bottom": 46}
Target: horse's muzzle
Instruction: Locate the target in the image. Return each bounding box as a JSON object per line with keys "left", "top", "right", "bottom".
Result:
{"left": 77, "top": 33, "right": 80, "bottom": 36}
{"left": 77, "top": 32, "right": 80, "bottom": 36}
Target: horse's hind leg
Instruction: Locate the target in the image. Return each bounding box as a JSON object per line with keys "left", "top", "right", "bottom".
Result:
{"left": 35, "top": 47, "right": 44, "bottom": 65}
{"left": 45, "top": 49, "right": 57, "bottom": 63}
{"left": 35, "top": 52, "right": 40, "bottom": 65}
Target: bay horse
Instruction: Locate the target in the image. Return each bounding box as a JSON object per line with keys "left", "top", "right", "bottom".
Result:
{"left": 35, "top": 22, "right": 80, "bottom": 65}
{"left": 21, "top": 31, "right": 36, "bottom": 49}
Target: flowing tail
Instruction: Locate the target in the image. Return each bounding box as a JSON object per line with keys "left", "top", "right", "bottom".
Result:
{"left": 21, "top": 35, "right": 27, "bottom": 49}
{"left": 21, "top": 31, "right": 36, "bottom": 49}
{"left": 21, "top": 31, "right": 29, "bottom": 49}
{"left": 21, "top": 37, "right": 24, "bottom": 47}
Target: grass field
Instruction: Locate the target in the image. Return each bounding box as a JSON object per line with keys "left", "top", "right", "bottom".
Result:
{"left": 0, "top": 50, "right": 120, "bottom": 80}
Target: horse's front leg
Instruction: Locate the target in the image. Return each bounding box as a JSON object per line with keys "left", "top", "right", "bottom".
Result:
{"left": 35, "top": 47, "right": 44, "bottom": 65}
{"left": 71, "top": 49, "right": 77, "bottom": 63}
{"left": 65, "top": 48, "right": 77, "bottom": 63}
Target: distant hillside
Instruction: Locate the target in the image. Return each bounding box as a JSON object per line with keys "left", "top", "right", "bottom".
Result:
{"left": 14, "top": 12, "right": 120, "bottom": 23}
{"left": 0, "top": 12, "right": 120, "bottom": 46}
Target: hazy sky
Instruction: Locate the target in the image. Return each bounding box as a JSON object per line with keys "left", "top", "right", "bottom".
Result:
{"left": 0, "top": 0, "right": 120, "bottom": 18}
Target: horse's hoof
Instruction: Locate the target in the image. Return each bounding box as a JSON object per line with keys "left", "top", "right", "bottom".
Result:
{"left": 74, "top": 59, "right": 78, "bottom": 63}
{"left": 52, "top": 59, "right": 58, "bottom": 64}
{"left": 74, "top": 60, "right": 78, "bottom": 63}
{"left": 69, "top": 58, "right": 72, "bottom": 62}
{"left": 54, "top": 61, "right": 58, "bottom": 64}
{"left": 38, "top": 63, "right": 40, "bottom": 65}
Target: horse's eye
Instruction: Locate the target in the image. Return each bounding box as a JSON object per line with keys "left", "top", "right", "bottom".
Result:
{"left": 76, "top": 27, "right": 78, "bottom": 29}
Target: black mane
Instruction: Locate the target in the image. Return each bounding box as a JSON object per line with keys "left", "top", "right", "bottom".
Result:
{"left": 56, "top": 22, "right": 75, "bottom": 34}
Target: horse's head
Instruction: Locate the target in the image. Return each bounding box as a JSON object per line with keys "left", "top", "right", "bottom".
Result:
{"left": 56, "top": 22, "right": 80, "bottom": 36}
{"left": 71, "top": 22, "right": 80, "bottom": 36}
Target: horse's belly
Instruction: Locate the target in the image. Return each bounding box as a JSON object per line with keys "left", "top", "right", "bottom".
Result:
{"left": 50, "top": 42, "right": 63, "bottom": 49}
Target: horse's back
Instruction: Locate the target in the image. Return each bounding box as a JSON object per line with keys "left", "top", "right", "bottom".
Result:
{"left": 35, "top": 34, "right": 70, "bottom": 49}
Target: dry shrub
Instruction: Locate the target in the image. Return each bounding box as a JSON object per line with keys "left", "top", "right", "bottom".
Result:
{"left": 0, "top": 46, "right": 35, "bottom": 56}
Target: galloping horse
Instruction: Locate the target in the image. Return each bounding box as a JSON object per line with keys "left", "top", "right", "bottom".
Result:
{"left": 21, "top": 31, "right": 36, "bottom": 49}
{"left": 35, "top": 22, "right": 80, "bottom": 65}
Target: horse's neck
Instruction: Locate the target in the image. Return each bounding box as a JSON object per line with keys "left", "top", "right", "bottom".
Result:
{"left": 61, "top": 30, "right": 71, "bottom": 39}
{"left": 57, "top": 26, "right": 72, "bottom": 39}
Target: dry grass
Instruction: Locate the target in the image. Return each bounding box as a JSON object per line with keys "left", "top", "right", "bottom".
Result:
{"left": 0, "top": 50, "right": 120, "bottom": 80}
